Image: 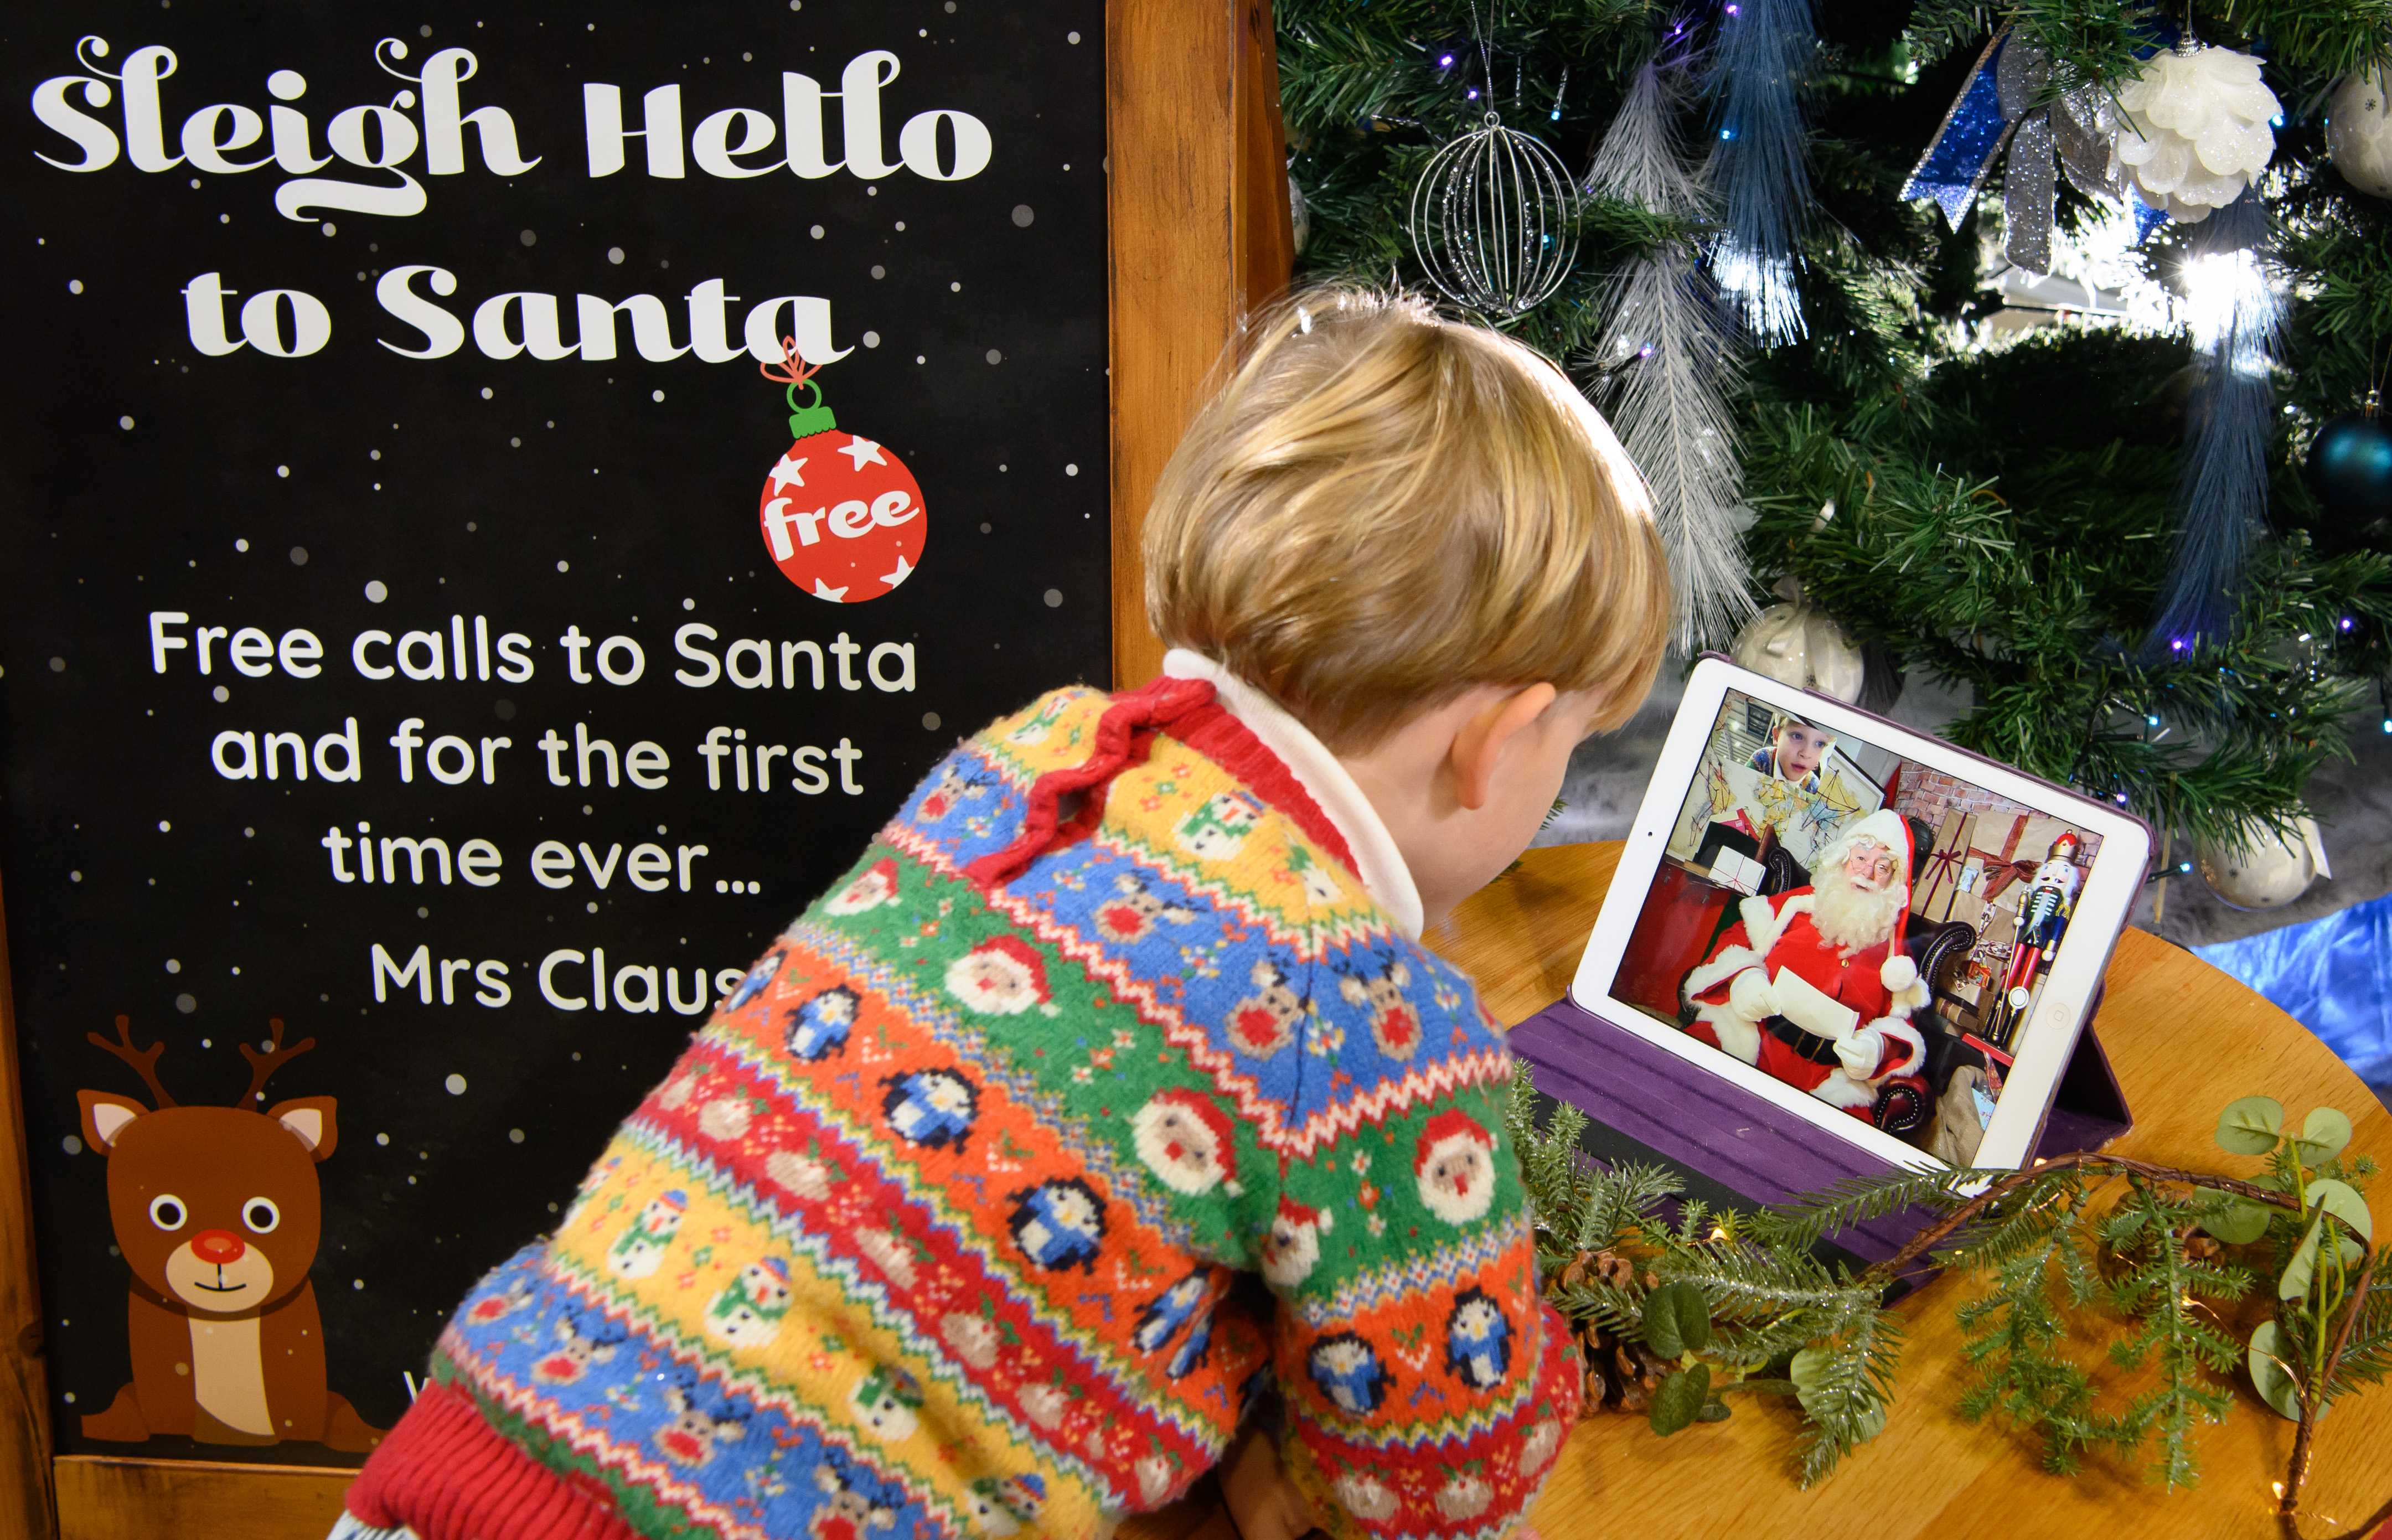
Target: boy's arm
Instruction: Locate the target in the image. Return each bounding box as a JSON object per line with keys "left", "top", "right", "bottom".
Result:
{"left": 1263, "top": 1071, "right": 1578, "bottom": 1538}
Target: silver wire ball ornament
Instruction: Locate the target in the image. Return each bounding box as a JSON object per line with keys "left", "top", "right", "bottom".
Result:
{"left": 1409, "top": 113, "right": 1581, "bottom": 316}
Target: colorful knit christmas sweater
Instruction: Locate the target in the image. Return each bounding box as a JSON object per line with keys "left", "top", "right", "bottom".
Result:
{"left": 340, "top": 670, "right": 1579, "bottom": 1540}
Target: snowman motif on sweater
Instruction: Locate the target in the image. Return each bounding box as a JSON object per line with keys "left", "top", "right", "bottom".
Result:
{"left": 704, "top": 1257, "right": 794, "bottom": 1348}
{"left": 850, "top": 1362, "right": 925, "bottom": 1441}
{"left": 606, "top": 1190, "right": 688, "bottom": 1279}
{"left": 964, "top": 1472, "right": 1046, "bottom": 1536}
{"left": 1174, "top": 790, "right": 1263, "bottom": 861}
{"left": 784, "top": 986, "right": 862, "bottom": 1061}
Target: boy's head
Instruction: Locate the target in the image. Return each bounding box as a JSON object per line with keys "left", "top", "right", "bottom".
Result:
{"left": 1769, "top": 716, "right": 1834, "bottom": 782}
{"left": 1143, "top": 286, "right": 1668, "bottom": 755}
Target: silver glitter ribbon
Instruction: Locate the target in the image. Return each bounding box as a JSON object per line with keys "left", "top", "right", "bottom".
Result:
{"left": 1998, "top": 39, "right": 2055, "bottom": 272}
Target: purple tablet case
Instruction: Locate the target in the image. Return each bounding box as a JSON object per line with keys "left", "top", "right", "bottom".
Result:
{"left": 1510, "top": 992, "right": 2131, "bottom": 1270}
{"left": 1515, "top": 657, "right": 2143, "bottom": 1272}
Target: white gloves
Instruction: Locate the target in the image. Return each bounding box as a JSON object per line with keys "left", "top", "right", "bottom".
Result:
{"left": 1728, "top": 967, "right": 1779, "bottom": 1025}
{"left": 1836, "top": 1016, "right": 1925, "bottom": 1080}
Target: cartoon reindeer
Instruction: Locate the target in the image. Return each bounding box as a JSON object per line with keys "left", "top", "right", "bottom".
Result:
{"left": 75, "top": 1015, "right": 381, "bottom": 1451}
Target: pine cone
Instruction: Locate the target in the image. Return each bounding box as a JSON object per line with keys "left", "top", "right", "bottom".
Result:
{"left": 1576, "top": 1324, "right": 1670, "bottom": 1415}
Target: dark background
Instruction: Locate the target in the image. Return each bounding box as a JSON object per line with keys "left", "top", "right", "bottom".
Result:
{"left": 0, "top": 0, "right": 1107, "bottom": 1464}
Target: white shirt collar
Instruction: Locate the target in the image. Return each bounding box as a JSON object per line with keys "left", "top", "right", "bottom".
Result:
{"left": 1161, "top": 649, "right": 1424, "bottom": 940}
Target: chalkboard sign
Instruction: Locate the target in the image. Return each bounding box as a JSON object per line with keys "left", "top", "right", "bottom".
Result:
{"left": 1, "top": 0, "right": 1113, "bottom": 1472}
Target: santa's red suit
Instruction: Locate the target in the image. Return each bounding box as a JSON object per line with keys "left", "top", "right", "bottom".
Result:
{"left": 1680, "top": 812, "right": 1931, "bottom": 1120}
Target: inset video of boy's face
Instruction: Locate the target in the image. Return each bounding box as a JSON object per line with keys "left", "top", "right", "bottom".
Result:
{"left": 1610, "top": 690, "right": 2101, "bottom": 1163}
{"left": 1771, "top": 722, "right": 1833, "bottom": 782}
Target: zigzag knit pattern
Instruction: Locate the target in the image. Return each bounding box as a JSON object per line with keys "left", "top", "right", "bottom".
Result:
{"left": 342, "top": 679, "right": 1578, "bottom": 1540}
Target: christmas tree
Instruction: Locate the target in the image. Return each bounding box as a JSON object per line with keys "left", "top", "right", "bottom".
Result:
{"left": 1277, "top": 0, "right": 2392, "bottom": 868}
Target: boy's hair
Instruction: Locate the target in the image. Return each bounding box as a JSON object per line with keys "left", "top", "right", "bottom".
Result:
{"left": 1143, "top": 286, "right": 1669, "bottom": 752}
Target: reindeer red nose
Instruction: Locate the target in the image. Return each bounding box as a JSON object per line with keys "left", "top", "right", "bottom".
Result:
{"left": 192, "top": 1229, "right": 247, "bottom": 1266}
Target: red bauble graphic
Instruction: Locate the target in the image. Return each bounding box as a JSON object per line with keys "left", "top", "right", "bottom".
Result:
{"left": 755, "top": 345, "right": 926, "bottom": 603}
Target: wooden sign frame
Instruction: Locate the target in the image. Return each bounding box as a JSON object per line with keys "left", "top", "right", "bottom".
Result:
{"left": 0, "top": 1, "right": 1289, "bottom": 1535}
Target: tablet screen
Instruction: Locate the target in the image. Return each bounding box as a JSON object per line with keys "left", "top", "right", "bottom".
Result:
{"left": 1603, "top": 686, "right": 2107, "bottom": 1164}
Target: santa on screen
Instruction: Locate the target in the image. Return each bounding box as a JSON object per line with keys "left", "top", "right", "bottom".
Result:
{"left": 1681, "top": 808, "right": 1934, "bottom": 1123}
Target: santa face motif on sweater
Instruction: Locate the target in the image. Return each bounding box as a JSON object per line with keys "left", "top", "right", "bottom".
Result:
{"left": 1259, "top": 1199, "right": 1331, "bottom": 1286}
{"left": 825, "top": 859, "right": 901, "bottom": 916}
{"left": 704, "top": 1258, "right": 794, "bottom": 1348}
{"left": 1129, "top": 1091, "right": 1238, "bottom": 1196}
{"left": 785, "top": 986, "right": 862, "bottom": 1062}
{"left": 1445, "top": 1289, "right": 1511, "bottom": 1389}
{"left": 1006, "top": 1178, "right": 1107, "bottom": 1273}
{"left": 944, "top": 939, "right": 1048, "bottom": 1016}
{"left": 1415, "top": 1114, "right": 1497, "bottom": 1226}
{"left": 1226, "top": 957, "right": 1305, "bottom": 1061}
{"left": 606, "top": 1191, "right": 687, "bottom": 1279}
{"left": 882, "top": 1068, "right": 980, "bottom": 1151}
{"left": 1308, "top": 1332, "right": 1391, "bottom": 1416}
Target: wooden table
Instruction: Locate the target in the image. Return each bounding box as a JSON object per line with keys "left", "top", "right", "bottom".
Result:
{"left": 1422, "top": 841, "right": 2392, "bottom": 1540}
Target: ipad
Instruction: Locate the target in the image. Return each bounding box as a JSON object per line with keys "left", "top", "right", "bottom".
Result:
{"left": 1568, "top": 655, "right": 2152, "bottom": 1174}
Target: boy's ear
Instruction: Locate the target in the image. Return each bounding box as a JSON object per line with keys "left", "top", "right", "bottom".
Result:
{"left": 1453, "top": 684, "right": 1558, "bottom": 810}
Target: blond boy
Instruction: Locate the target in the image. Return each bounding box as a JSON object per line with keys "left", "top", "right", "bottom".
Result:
{"left": 334, "top": 288, "right": 1668, "bottom": 1540}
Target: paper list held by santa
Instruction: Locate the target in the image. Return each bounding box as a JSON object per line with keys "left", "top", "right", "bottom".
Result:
{"left": 1680, "top": 808, "right": 1932, "bottom": 1119}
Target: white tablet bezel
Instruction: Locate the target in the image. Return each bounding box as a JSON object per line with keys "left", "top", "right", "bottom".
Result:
{"left": 1568, "top": 655, "right": 2152, "bottom": 1174}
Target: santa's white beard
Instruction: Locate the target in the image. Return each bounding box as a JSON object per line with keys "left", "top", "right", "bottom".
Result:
{"left": 1811, "top": 870, "right": 1905, "bottom": 954}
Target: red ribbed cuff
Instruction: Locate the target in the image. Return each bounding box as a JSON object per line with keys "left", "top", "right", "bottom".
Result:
{"left": 342, "top": 1379, "right": 639, "bottom": 1540}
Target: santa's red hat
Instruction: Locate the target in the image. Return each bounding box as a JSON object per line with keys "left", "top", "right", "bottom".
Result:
{"left": 973, "top": 936, "right": 1051, "bottom": 1000}
{"left": 1414, "top": 1109, "right": 1493, "bottom": 1172}
{"left": 1276, "top": 1196, "right": 1332, "bottom": 1233}
{"left": 1148, "top": 1089, "right": 1238, "bottom": 1180}
{"left": 864, "top": 857, "right": 898, "bottom": 888}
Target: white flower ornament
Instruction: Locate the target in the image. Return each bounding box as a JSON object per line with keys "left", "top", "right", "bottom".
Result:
{"left": 2112, "top": 44, "right": 2281, "bottom": 221}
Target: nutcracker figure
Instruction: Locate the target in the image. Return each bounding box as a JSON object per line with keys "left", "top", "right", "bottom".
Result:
{"left": 1991, "top": 832, "right": 2084, "bottom": 1045}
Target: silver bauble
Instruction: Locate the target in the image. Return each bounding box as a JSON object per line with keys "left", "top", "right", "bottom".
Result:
{"left": 1289, "top": 173, "right": 1311, "bottom": 256}
{"left": 1408, "top": 115, "right": 1580, "bottom": 317}
{"left": 2327, "top": 66, "right": 2392, "bottom": 199}
{"left": 2192, "top": 819, "right": 2321, "bottom": 911}
{"left": 1729, "top": 597, "right": 1864, "bottom": 703}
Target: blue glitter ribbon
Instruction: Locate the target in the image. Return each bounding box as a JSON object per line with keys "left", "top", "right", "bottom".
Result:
{"left": 1899, "top": 28, "right": 2019, "bottom": 225}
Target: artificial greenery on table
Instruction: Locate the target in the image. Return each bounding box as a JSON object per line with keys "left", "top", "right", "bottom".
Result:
{"left": 1505, "top": 1063, "right": 2391, "bottom": 1534}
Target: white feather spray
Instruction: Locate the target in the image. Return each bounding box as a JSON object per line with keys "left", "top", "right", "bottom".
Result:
{"left": 1583, "top": 55, "right": 1756, "bottom": 656}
